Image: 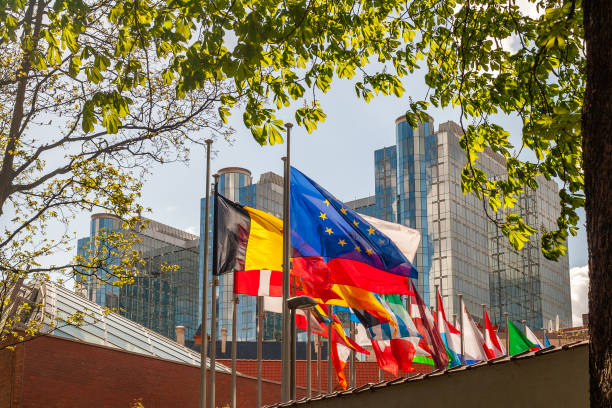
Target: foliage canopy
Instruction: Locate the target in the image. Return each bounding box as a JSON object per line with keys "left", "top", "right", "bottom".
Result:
{"left": 0, "top": 0, "right": 584, "bottom": 343}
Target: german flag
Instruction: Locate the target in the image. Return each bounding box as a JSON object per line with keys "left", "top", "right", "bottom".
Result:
{"left": 214, "top": 193, "right": 283, "bottom": 296}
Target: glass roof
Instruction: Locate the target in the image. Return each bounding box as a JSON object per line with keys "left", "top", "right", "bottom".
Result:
{"left": 19, "top": 281, "right": 231, "bottom": 373}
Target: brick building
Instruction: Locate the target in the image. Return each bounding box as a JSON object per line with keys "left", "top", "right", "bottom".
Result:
{"left": 0, "top": 334, "right": 285, "bottom": 408}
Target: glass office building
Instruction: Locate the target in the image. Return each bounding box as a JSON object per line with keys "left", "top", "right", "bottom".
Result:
{"left": 77, "top": 214, "right": 200, "bottom": 346}
{"left": 199, "top": 168, "right": 284, "bottom": 343}
{"left": 347, "top": 118, "right": 572, "bottom": 329}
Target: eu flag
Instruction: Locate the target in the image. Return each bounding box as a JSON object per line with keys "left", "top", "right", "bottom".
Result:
{"left": 290, "top": 166, "right": 417, "bottom": 295}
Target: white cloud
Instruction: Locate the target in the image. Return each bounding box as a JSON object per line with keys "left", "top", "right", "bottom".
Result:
{"left": 185, "top": 225, "right": 198, "bottom": 235}
{"left": 570, "top": 265, "right": 589, "bottom": 326}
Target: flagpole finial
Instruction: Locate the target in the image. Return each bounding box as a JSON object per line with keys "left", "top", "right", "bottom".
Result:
{"left": 285, "top": 122, "right": 293, "bottom": 129}
{"left": 205, "top": 139, "right": 213, "bottom": 145}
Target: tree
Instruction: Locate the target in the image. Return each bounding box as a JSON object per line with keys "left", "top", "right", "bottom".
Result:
{"left": 0, "top": 0, "right": 439, "bottom": 345}
{"left": 582, "top": 0, "right": 612, "bottom": 405}
{"left": 1, "top": 0, "right": 607, "bottom": 403}
{"left": 0, "top": 0, "right": 236, "bottom": 345}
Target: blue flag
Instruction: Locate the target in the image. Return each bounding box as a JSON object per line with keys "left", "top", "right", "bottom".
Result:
{"left": 290, "top": 166, "right": 417, "bottom": 295}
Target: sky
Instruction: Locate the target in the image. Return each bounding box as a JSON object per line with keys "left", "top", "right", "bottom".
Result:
{"left": 38, "top": 68, "right": 589, "bottom": 326}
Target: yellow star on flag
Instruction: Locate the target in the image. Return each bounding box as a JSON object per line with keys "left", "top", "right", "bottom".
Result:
{"left": 319, "top": 212, "right": 328, "bottom": 220}
{"left": 325, "top": 227, "right": 334, "bottom": 235}
{"left": 367, "top": 226, "right": 375, "bottom": 235}
{"left": 338, "top": 239, "right": 347, "bottom": 247}
{"left": 354, "top": 245, "right": 361, "bottom": 252}
{"left": 353, "top": 220, "right": 359, "bottom": 227}
{"left": 340, "top": 208, "right": 348, "bottom": 215}
{"left": 365, "top": 248, "right": 373, "bottom": 255}
{"left": 323, "top": 199, "right": 330, "bottom": 206}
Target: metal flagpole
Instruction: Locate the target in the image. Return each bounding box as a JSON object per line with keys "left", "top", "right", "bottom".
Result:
{"left": 349, "top": 321, "right": 356, "bottom": 388}
{"left": 209, "top": 174, "right": 220, "bottom": 408}
{"left": 317, "top": 336, "right": 322, "bottom": 394}
{"left": 200, "top": 139, "right": 212, "bottom": 408}
{"left": 458, "top": 294, "right": 464, "bottom": 365}
{"left": 290, "top": 308, "right": 297, "bottom": 400}
{"left": 327, "top": 306, "right": 333, "bottom": 393}
{"left": 522, "top": 320, "right": 527, "bottom": 335}
{"left": 257, "top": 296, "right": 263, "bottom": 408}
{"left": 482, "top": 304, "right": 487, "bottom": 332}
{"left": 290, "top": 277, "right": 297, "bottom": 401}
{"left": 306, "top": 309, "right": 312, "bottom": 398}
{"left": 281, "top": 123, "right": 293, "bottom": 402}
{"left": 434, "top": 285, "right": 439, "bottom": 329}
{"left": 504, "top": 312, "right": 509, "bottom": 356}
{"left": 231, "top": 296, "right": 239, "bottom": 408}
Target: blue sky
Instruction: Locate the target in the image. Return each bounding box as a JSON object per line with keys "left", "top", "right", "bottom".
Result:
{"left": 124, "top": 73, "right": 588, "bottom": 269}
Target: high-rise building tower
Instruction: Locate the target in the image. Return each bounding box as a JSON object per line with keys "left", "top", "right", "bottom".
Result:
{"left": 347, "top": 117, "right": 572, "bottom": 329}
{"left": 77, "top": 214, "right": 200, "bottom": 345}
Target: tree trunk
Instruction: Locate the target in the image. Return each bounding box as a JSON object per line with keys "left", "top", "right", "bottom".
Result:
{"left": 583, "top": 0, "right": 612, "bottom": 406}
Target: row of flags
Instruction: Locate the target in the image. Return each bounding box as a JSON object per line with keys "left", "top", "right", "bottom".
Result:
{"left": 212, "top": 166, "right": 549, "bottom": 389}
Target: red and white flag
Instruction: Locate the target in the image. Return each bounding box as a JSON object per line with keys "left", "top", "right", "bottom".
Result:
{"left": 234, "top": 269, "right": 282, "bottom": 297}
{"left": 483, "top": 310, "right": 506, "bottom": 359}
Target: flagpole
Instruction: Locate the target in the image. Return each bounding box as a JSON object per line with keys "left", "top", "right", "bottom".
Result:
{"left": 504, "top": 312, "right": 509, "bottom": 356}
{"left": 209, "top": 173, "right": 220, "bottom": 408}
{"left": 482, "top": 304, "right": 486, "bottom": 330}
{"left": 200, "top": 139, "right": 212, "bottom": 408}
{"left": 349, "top": 320, "right": 355, "bottom": 388}
{"left": 257, "top": 296, "right": 263, "bottom": 408}
{"left": 290, "top": 307, "right": 297, "bottom": 400}
{"left": 434, "top": 284, "right": 439, "bottom": 328}
{"left": 522, "top": 319, "right": 527, "bottom": 336}
{"left": 317, "top": 335, "right": 322, "bottom": 394}
{"left": 230, "top": 295, "right": 239, "bottom": 408}
{"left": 327, "top": 306, "right": 333, "bottom": 393}
{"left": 306, "top": 309, "right": 312, "bottom": 398}
{"left": 281, "top": 123, "right": 293, "bottom": 402}
{"left": 458, "top": 293, "right": 464, "bottom": 365}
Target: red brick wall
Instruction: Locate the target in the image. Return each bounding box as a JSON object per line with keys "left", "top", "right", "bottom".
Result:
{"left": 0, "top": 335, "right": 282, "bottom": 408}
{"left": 217, "top": 359, "right": 433, "bottom": 393}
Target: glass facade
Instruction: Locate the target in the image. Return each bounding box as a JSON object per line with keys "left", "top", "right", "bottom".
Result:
{"left": 200, "top": 168, "right": 284, "bottom": 343}
{"left": 348, "top": 118, "right": 572, "bottom": 329}
{"left": 77, "top": 214, "right": 200, "bottom": 346}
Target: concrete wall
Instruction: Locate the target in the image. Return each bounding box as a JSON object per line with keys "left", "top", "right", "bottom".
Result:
{"left": 292, "top": 345, "right": 588, "bottom": 408}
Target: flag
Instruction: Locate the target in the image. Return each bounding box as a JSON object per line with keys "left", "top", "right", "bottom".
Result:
{"left": 525, "top": 325, "right": 544, "bottom": 349}
{"left": 483, "top": 310, "right": 506, "bottom": 359}
{"left": 214, "top": 193, "right": 284, "bottom": 296}
{"left": 352, "top": 295, "right": 419, "bottom": 374}
{"left": 460, "top": 299, "right": 488, "bottom": 364}
{"left": 408, "top": 281, "right": 449, "bottom": 370}
{"left": 371, "top": 340, "right": 399, "bottom": 376}
{"left": 325, "top": 284, "right": 396, "bottom": 326}
{"left": 379, "top": 295, "right": 419, "bottom": 373}
{"left": 508, "top": 319, "right": 538, "bottom": 355}
{"left": 262, "top": 296, "right": 326, "bottom": 336}
{"left": 331, "top": 328, "right": 350, "bottom": 389}
{"left": 359, "top": 214, "right": 420, "bottom": 263}
{"left": 436, "top": 292, "right": 461, "bottom": 367}
{"left": 290, "top": 167, "right": 418, "bottom": 295}
{"left": 544, "top": 333, "right": 551, "bottom": 347}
